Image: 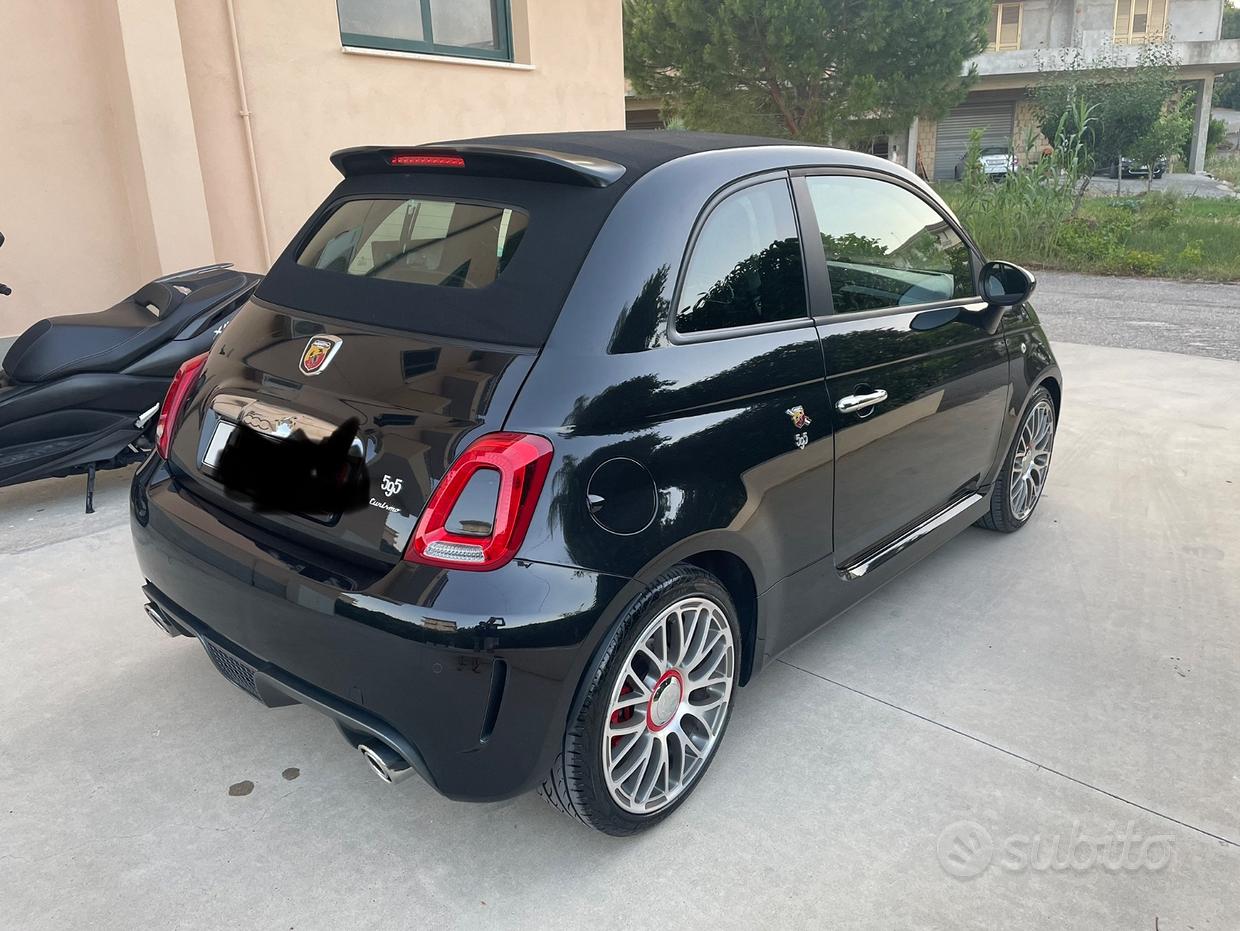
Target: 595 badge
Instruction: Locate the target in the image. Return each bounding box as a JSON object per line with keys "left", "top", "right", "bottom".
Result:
{"left": 786, "top": 406, "right": 812, "bottom": 450}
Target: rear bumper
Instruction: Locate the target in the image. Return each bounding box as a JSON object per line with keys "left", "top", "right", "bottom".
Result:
{"left": 130, "top": 456, "right": 642, "bottom": 801}
{"left": 142, "top": 587, "right": 439, "bottom": 788}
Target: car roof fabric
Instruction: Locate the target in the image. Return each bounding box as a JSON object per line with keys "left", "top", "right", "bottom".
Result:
{"left": 255, "top": 132, "right": 806, "bottom": 348}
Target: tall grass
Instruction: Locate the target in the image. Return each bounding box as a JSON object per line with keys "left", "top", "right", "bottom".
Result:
{"left": 1208, "top": 152, "right": 1240, "bottom": 189}
{"left": 944, "top": 101, "right": 1098, "bottom": 265}
{"left": 942, "top": 181, "right": 1240, "bottom": 279}
{"left": 1095, "top": 195, "right": 1240, "bottom": 279}
{"left": 940, "top": 109, "right": 1240, "bottom": 280}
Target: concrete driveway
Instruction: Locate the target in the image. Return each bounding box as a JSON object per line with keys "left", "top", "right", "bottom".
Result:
{"left": 2, "top": 339, "right": 1238, "bottom": 928}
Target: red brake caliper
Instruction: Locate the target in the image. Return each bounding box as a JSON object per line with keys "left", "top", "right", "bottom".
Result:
{"left": 611, "top": 683, "right": 634, "bottom": 747}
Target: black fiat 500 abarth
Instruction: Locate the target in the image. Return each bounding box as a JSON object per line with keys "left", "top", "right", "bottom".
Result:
{"left": 132, "top": 132, "right": 1061, "bottom": 835}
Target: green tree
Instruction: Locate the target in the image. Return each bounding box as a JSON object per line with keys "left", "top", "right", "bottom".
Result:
{"left": 1215, "top": 3, "right": 1240, "bottom": 108}
{"left": 1131, "top": 110, "right": 1191, "bottom": 191}
{"left": 1176, "top": 89, "right": 1227, "bottom": 161}
{"left": 1224, "top": 0, "right": 1240, "bottom": 38}
{"left": 1032, "top": 40, "right": 1181, "bottom": 191}
{"left": 624, "top": 0, "right": 990, "bottom": 145}
{"left": 1215, "top": 73, "right": 1240, "bottom": 110}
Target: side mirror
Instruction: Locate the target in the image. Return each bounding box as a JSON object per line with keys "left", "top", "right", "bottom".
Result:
{"left": 980, "top": 260, "right": 1035, "bottom": 307}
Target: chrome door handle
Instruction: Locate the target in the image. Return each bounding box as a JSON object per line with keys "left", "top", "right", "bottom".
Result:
{"left": 836, "top": 389, "right": 888, "bottom": 414}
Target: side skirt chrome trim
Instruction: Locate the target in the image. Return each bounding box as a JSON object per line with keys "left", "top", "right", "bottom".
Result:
{"left": 841, "top": 493, "right": 986, "bottom": 581}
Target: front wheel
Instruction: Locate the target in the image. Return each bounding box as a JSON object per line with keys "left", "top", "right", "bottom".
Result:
{"left": 977, "top": 388, "right": 1056, "bottom": 533}
{"left": 540, "top": 565, "right": 740, "bottom": 835}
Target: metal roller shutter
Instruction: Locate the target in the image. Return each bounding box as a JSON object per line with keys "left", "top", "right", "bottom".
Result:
{"left": 934, "top": 102, "right": 1015, "bottom": 180}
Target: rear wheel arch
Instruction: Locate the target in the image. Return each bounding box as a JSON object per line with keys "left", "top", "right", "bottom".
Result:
{"left": 565, "top": 545, "right": 760, "bottom": 739}
{"left": 679, "top": 550, "right": 758, "bottom": 686}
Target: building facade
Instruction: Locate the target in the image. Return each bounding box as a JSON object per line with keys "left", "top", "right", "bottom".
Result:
{"left": 624, "top": 0, "right": 1240, "bottom": 179}
{"left": 0, "top": 0, "right": 624, "bottom": 337}
{"left": 918, "top": 0, "right": 1240, "bottom": 179}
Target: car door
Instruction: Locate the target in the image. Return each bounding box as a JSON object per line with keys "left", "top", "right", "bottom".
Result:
{"left": 792, "top": 170, "right": 1010, "bottom": 570}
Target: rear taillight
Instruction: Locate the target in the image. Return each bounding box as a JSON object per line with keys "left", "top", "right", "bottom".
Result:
{"left": 155, "top": 352, "right": 208, "bottom": 459}
{"left": 405, "top": 433, "right": 554, "bottom": 572}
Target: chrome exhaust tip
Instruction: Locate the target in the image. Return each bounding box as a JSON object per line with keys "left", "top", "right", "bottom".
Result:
{"left": 358, "top": 742, "right": 414, "bottom": 785}
{"left": 144, "top": 602, "right": 182, "bottom": 638}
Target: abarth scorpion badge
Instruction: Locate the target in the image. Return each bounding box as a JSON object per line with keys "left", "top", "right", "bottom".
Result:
{"left": 786, "top": 406, "right": 811, "bottom": 429}
{"left": 299, "top": 335, "right": 342, "bottom": 376}
{"left": 787, "top": 406, "right": 811, "bottom": 450}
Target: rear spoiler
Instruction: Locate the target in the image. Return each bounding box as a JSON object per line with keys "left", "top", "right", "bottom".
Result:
{"left": 330, "top": 144, "right": 627, "bottom": 188}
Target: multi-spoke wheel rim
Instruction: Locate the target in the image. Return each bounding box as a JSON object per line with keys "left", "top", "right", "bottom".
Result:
{"left": 1009, "top": 399, "right": 1055, "bottom": 521}
{"left": 602, "top": 596, "right": 736, "bottom": 815}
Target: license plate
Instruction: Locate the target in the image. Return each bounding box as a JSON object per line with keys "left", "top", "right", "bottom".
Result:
{"left": 201, "top": 421, "right": 236, "bottom": 470}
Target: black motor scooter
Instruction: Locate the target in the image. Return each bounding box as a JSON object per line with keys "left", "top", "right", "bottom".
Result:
{"left": 0, "top": 232, "right": 260, "bottom": 511}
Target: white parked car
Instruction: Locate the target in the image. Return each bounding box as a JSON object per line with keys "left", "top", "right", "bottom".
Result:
{"left": 955, "top": 147, "right": 1017, "bottom": 180}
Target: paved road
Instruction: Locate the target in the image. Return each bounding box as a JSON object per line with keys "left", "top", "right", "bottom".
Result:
{"left": 1083, "top": 170, "right": 1236, "bottom": 199}
{"left": 1, "top": 341, "right": 1238, "bottom": 929}
{"left": 1034, "top": 271, "right": 1240, "bottom": 363}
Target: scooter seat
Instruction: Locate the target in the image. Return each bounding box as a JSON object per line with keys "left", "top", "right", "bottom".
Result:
{"left": 4, "top": 281, "right": 199, "bottom": 383}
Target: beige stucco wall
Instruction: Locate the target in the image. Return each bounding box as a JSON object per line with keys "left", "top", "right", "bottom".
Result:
{"left": 1, "top": 0, "right": 625, "bottom": 338}
{"left": 0, "top": 2, "right": 145, "bottom": 335}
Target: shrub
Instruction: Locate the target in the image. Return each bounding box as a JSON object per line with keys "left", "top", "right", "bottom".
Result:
{"left": 1208, "top": 154, "right": 1240, "bottom": 188}
{"left": 1208, "top": 117, "right": 1227, "bottom": 157}
{"left": 1100, "top": 192, "right": 1179, "bottom": 229}
{"left": 1054, "top": 215, "right": 1129, "bottom": 261}
{"left": 1177, "top": 240, "right": 1205, "bottom": 264}
{"left": 1110, "top": 249, "right": 1162, "bottom": 276}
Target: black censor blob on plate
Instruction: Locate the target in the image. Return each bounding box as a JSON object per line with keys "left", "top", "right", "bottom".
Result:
{"left": 215, "top": 418, "right": 370, "bottom": 515}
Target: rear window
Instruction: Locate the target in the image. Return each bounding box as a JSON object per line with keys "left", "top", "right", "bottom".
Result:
{"left": 257, "top": 171, "right": 622, "bottom": 347}
{"left": 297, "top": 197, "right": 528, "bottom": 290}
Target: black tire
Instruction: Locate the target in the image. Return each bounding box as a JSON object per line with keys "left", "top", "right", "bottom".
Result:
{"left": 539, "top": 564, "right": 740, "bottom": 835}
{"left": 977, "top": 387, "right": 1056, "bottom": 533}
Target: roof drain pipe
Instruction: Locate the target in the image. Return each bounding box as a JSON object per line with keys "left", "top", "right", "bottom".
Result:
{"left": 224, "top": 0, "right": 273, "bottom": 268}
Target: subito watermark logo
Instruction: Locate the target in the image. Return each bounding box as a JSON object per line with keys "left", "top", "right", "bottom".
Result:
{"left": 936, "top": 820, "right": 1174, "bottom": 879}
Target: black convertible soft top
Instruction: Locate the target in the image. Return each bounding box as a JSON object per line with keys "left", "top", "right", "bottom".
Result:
{"left": 255, "top": 132, "right": 800, "bottom": 348}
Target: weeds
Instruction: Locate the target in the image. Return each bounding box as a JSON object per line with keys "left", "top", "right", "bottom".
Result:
{"left": 941, "top": 181, "right": 1240, "bottom": 280}
{"left": 939, "top": 66, "right": 1240, "bottom": 281}
{"left": 1208, "top": 152, "right": 1240, "bottom": 188}
{"left": 944, "top": 103, "right": 1099, "bottom": 267}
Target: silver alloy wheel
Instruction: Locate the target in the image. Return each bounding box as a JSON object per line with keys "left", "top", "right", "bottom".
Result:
{"left": 1009, "top": 398, "right": 1055, "bottom": 521}
{"left": 602, "top": 596, "right": 736, "bottom": 815}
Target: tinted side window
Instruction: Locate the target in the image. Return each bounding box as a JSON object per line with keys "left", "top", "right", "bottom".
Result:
{"left": 676, "top": 179, "right": 807, "bottom": 334}
{"left": 806, "top": 176, "right": 974, "bottom": 314}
